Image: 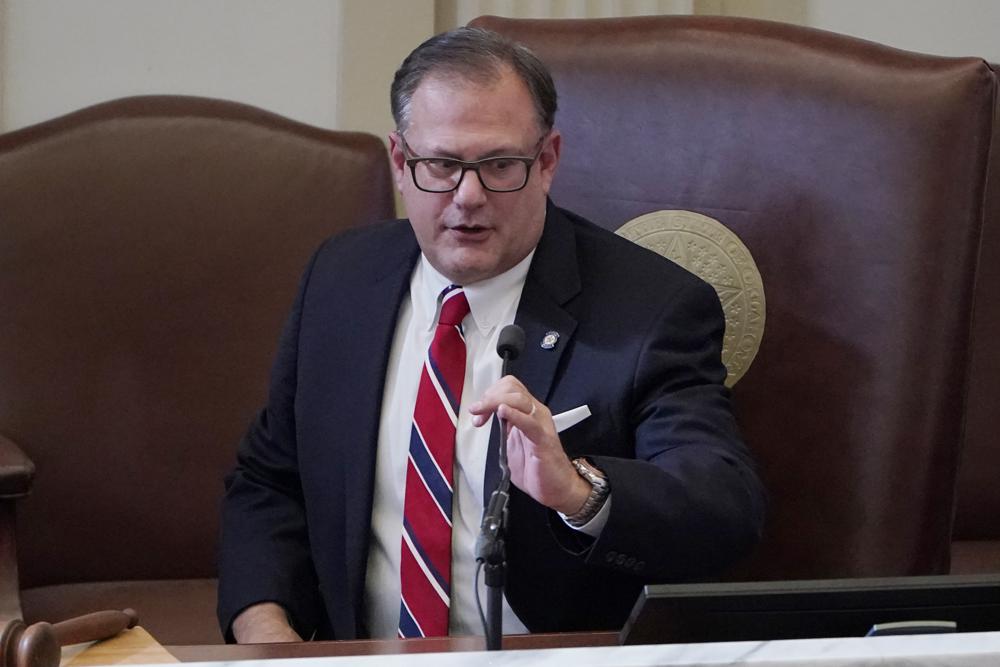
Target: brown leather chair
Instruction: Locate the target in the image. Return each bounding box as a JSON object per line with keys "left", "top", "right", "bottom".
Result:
{"left": 0, "top": 96, "right": 394, "bottom": 644}
{"left": 952, "top": 62, "right": 1000, "bottom": 574}
{"left": 471, "top": 15, "right": 999, "bottom": 580}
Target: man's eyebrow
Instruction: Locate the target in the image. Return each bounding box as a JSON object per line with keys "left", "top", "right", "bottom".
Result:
{"left": 419, "top": 144, "right": 527, "bottom": 161}
{"left": 419, "top": 145, "right": 464, "bottom": 159}
{"left": 478, "top": 146, "right": 525, "bottom": 159}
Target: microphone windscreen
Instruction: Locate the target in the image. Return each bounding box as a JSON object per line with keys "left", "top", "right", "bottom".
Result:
{"left": 496, "top": 324, "right": 526, "bottom": 361}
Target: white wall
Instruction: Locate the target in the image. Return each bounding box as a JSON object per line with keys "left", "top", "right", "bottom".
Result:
{"left": 1, "top": 0, "right": 998, "bottom": 134}
{"left": 806, "top": 0, "right": 1000, "bottom": 63}
{"left": 0, "top": 0, "right": 343, "bottom": 131}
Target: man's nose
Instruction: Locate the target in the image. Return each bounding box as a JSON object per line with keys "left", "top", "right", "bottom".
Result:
{"left": 452, "top": 167, "right": 488, "bottom": 207}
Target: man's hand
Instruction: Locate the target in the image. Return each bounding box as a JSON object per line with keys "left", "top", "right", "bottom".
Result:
{"left": 231, "top": 602, "right": 303, "bottom": 643}
{"left": 469, "top": 376, "right": 591, "bottom": 515}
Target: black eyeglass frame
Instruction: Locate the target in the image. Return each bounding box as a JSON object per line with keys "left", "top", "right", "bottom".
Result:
{"left": 397, "top": 133, "right": 549, "bottom": 194}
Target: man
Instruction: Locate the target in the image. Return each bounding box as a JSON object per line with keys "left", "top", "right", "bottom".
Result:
{"left": 218, "top": 27, "right": 765, "bottom": 643}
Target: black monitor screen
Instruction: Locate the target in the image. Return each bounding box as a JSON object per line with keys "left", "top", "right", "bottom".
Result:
{"left": 621, "top": 574, "right": 1000, "bottom": 645}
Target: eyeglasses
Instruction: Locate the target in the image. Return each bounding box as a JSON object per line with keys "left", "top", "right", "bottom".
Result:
{"left": 398, "top": 133, "right": 547, "bottom": 193}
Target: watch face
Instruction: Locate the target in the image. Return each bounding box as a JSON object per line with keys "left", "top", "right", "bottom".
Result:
{"left": 573, "top": 460, "right": 609, "bottom": 494}
{"left": 575, "top": 458, "right": 605, "bottom": 480}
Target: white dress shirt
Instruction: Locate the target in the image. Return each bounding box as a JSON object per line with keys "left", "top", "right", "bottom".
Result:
{"left": 364, "top": 252, "right": 533, "bottom": 637}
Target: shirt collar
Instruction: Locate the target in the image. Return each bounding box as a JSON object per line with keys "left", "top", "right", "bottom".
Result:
{"left": 413, "top": 251, "right": 535, "bottom": 335}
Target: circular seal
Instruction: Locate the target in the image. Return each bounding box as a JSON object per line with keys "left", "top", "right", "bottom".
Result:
{"left": 616, "top": 210, "right": 765, "bottom": 387}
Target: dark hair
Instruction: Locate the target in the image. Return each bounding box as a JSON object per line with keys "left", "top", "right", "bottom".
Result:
{"left": 390, "top": 27, "right": 557, "bottom": 133}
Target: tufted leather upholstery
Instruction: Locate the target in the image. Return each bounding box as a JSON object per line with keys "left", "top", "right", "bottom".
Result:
{"left": 0, "top": 96, "right": 394, "bottom": 643}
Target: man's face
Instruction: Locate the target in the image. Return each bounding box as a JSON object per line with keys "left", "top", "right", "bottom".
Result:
{"left": 389, "top": 68, "right": 561, "bottom": 285}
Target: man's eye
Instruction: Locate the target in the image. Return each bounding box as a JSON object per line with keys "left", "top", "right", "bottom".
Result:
{"left": 424, "top": 158, "right": 460, "bottom": 171}
{"left": 490, "top": 159, "right": 514, "bottom": 171}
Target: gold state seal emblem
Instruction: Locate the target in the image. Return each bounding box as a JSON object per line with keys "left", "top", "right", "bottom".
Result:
{"left": 616, "top": 210, "right": 765, "bottom": 387}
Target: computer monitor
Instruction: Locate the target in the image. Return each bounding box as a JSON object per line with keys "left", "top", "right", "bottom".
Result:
{"left": 620, "top": 574, "right": 1000, "bottom": 645}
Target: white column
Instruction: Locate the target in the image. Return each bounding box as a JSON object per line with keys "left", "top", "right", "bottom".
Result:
{"left": 438, "top": 0, "right": 694, "bottom": 31}
{"left": 694, "top": 0, "right": 806, "bottom": 24}
{"left": 0, "top": 0, "right": 7, "bottom": 131}
{"left": 336, "top": 0, "right": 436, "bottom": 142}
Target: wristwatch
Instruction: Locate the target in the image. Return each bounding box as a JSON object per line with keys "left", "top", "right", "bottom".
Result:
{"left": 564, "top": 458, "right": 610, "bottom": 527}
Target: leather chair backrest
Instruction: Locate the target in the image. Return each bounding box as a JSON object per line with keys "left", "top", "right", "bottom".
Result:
{"left": 951, "top": 61, "right": 1000, "bottom": 571}
{"left": 0, "top": 96, "right": 394, "bottom": 589}
{"left": 470, "top": 15, "right": 998, "bottom": 579}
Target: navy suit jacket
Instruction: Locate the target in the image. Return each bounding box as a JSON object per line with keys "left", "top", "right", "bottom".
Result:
{"left": 218, "top": 203, "right": 766, "bottom": 640}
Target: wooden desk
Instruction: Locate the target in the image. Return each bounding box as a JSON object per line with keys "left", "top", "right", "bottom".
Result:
{"left": 62, "top": 627, "right": 178, "bottom": 666}
{"left": 166, "top": 632, "right": 620, "bottom": 661}
{"left": 70, "top": 630, "right": 1000, "bottom": 666}
{"left": 168, "top": 632, "right": 1000, "bottom": 667}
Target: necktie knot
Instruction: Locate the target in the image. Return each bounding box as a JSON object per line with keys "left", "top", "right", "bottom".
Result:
{"left": 438, "top": 286, "right": 470, "bottom": 327}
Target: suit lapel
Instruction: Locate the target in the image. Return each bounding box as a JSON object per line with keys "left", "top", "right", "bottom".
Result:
{"left": 484, "top": 203, "right": 581, "bottom": 499}
{"left": 511, "top": 202, "right": 581, "bottom": 405}
{"left": 339, "top": 224, "right": 420, "bottom": 614}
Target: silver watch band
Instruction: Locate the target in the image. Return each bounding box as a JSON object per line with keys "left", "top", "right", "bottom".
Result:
{"left": 565, "top": 458, "right": 610, "bottom": 527}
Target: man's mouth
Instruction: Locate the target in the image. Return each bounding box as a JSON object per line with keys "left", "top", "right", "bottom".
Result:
{"left": 448, "top": 224, "right": 491, "bottom": 237}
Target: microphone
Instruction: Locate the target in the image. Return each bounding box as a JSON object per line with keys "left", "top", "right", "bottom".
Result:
{"left": 476, "top": 325, "right": 525, "bottom": 563}
{"left": 496, "top": 324, "right": 525, "bottom": 376}
{"left": 476, "top": 324, "right": 526, "bottom": 649}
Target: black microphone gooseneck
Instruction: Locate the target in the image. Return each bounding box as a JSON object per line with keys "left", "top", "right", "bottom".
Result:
{"left": 476, "top": 324, "right": 524, "bottom": 651}
{"left": 494, "top": 324, "right": 525, "bottom": 485}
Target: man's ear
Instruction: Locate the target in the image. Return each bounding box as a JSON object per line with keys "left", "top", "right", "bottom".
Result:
{"left": 538, "top": 129, "right": 561, "bottom": 195}
{"left": 388, "top": 131, "right": 407, "bottom": 190}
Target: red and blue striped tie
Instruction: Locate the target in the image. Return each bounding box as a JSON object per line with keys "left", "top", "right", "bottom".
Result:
{"left": 398, "top": 285, "right": 470, "bottom": 638}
